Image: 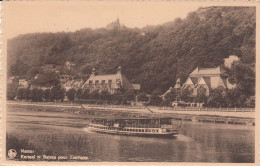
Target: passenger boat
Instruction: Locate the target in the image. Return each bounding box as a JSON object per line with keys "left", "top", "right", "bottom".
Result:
{"left": 88, "top": 117, "right": 180, "bottom": 138}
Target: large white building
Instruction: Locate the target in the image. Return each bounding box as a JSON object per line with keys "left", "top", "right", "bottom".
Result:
{"left": 181, "top": 66, "right": 236, "bottom": 96}
{"left": 81, "top": 66, "right": 140, "bottom": 94}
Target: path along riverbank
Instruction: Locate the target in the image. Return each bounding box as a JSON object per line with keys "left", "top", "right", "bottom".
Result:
{"left": 7, "top": 101, "right": 255, "bottom": 125}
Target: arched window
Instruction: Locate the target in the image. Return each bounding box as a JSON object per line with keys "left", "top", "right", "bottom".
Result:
{"left": 197, "top": 86, "right": 206, "bottom": 95}
{"left": 187, "top": 86, "right": 194, "bottom": 93}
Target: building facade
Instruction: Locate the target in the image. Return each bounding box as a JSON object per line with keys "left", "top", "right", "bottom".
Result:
{"left": 82, "top": 66, "right": 140, "bottom": 94}
{"left": 181, "top": 66, "right": 235, "bottom": 97}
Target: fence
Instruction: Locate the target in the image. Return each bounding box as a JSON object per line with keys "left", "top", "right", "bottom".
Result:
{"left": 7, "top": 100, "right": 255, "bottom": 112}
{"left": 157, "top": 106, "right": 255, "bottom": 112}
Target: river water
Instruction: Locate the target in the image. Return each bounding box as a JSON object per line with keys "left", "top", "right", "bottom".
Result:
{"left": 6, "top": 109, "right": 254, "bottom": 162}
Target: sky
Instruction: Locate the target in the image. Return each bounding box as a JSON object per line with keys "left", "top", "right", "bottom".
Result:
{"left": 2, "top": 1, "right": 205, "bottom": 39}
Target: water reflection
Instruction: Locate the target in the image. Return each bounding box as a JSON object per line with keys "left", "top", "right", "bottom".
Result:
{"left": 7, "top": 110, "right": 254, "bottom": 162}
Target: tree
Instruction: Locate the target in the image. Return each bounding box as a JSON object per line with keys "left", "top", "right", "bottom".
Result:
{"left": 164, "top": 90, "right": 177, "bottom": 102}
{"left": 50, "top": 86, "right": 65, "bottom": 101}
{"left": 123, "top": 90, "right": 135, "bottom": 102}
{"left": 149, "top": 88, "right": 163, "bottom": 106}
{"left": 43, "top": 89, "right": 51, "bottom": 101}
{"left": 100, "top": 90, "right": 111, "bottom": 102}
{"left": 207, "top": 88, "right": 226, "bottom": 107}
{"left": 82, "top": 89, "right": 90, "bottom": 101}
{"left": 75, "top": 89, "right": 83, "bottom": 101}
{"left": 16, "top": 88, "right": 25, "bottom": 100}
{"left": 9, "top": 59, "right": 29, "bottom": 77}
{"left": 180, "top": 89, "right": 193, "bottom": 102}
{"left": 30, "top": 88, "right": 43, "bottom": 102}
{"left": 195, "top": 87, "right": 207, "bottom": 106}
{"left": 228, "top": 62, "right": 255, "bottom": 97}
{"left": 66, "top": 89, "right": 76, "bottom": 101}
{"left": 162, "top": 90, "right": 178, "bottom": 106}
{"left": 137, "top": 93, "right": 149, "bottom": 102}
{"left": 16, "top": 88, "right": 30, "bottom": 100}
{"left": 90, "top": 90, "right": 99, "bottom": 100}
{"left": 7, "top": 83, "right": 18, "bottom": 100}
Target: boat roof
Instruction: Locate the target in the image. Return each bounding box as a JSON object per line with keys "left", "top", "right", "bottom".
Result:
{"left": 91, "top": 117, "right": 172, "bottom": 120}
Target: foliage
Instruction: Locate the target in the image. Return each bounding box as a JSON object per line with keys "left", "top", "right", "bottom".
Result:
{"left": 30, "top": 88, "right": 44, "bottom": 102}
{"left": 137, "top": 93, "right": 149, "bottom": 102}
{"left": 7, "top": 83, "right": 18, "bottom": 100}
{"left": 66, "top": 89, "right": 76, "bottom": 101}
{"left": 7, "top": 7, "right": 255, "bottom": 95}
{"left": 31, "top": 72, "right": 60, "bottom": 87}
{"left": 50, "top": 86, "right": 65, "bottom": 101}
{"left": 180, "top": 89, "right": 193, "bottom": 102}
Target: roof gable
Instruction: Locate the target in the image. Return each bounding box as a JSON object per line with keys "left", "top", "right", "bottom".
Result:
{"left": 190, "top": 66, "right": 225, "bottom": 76}
{"left": 185, "top": 77, "right": 195, "bottom": 85}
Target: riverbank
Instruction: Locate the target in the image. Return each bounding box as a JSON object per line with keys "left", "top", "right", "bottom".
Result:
{"left": 7, "top": 101, "right": 255, "bottom": 126}
{"left": 6, "top": 108, "right": 254, "bottom": 162}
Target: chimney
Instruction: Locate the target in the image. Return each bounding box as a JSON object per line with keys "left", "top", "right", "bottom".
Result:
{"left": 91, "top": 68, "right": 96, "bottom": 76}
{"left": 117, "top": 66, "right": 122, "bottom": 74}
{"left": 174, "top": 78, "right": 181, "bottom": 89}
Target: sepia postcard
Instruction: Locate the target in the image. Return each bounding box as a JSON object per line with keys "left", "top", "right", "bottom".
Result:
{"left": 0, "top": 0, "right": 259, "bottom": 165}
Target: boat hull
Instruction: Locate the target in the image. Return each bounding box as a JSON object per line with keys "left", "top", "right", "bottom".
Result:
{"left": 88, "top": 125, "right": 178, "bottom": 138}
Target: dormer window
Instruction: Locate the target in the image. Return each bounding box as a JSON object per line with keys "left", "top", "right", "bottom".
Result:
{"left": 108, "top": 80, "right": 112, "bottom": 85}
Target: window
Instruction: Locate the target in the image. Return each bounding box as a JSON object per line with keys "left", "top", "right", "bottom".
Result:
{"left": 108, "top": 80, "right": 112, "bottom": 85}
{"left": 198, "top": 86, "right": 206, "bottom": 94}
{"left": 102, "top": 80, "right": 105, "bottom": 84}
{"left": 95, "top": 80, "right": 99, "bottom": 85}
{"left": 89, "top": 80, "right": 93, "bottom": 84}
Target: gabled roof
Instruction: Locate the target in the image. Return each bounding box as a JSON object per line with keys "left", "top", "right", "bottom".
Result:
{"left": 190, "top": 66, "right": 226, "bottom": 76}
{"left": 185, "top": 77, "right": 195, "bottom": 85}
{"left": 132, "top": 84, "right": 141, "bottom": 90}
{"left": 190, "top": 77, "right": 199, "bottom": 84}
{"left": 174, "top": 78, "right": 181, "bottom": 89}
{"left": 84, "top": 68, "right": 135, "bottom": 90}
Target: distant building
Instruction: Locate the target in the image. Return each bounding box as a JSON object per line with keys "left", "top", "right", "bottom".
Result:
{"left": 161, "top": 87, "right": 173, "bottom": 100}
{"left": 106, "top": 18, "right": 125, "bottom": 30}
{"left": 18, "top": 79, "right": 30, "bottom": 88}
{"left": 59, "top": 75, "right": 75, "bottom": 85}
{"left": 161, "top": 78, "right": 181, "bottom": 100}
{"left": 71, "top": 79, "right": 85, "bottom": 90}
{"left": 132, "top": 84, "right": 141, "bottom": 92}
{"left": 8, "top": 76, "right": 19, "bottom": 85}
{"left": 65, "top": 61, "right": 76, "bottom": 70}
{"left": 224, "top": 55, "right": 240, "bottom": 68}
{"left": 182, "top": 66, "right": 235, "bottom": 96}
{"left": 62, "top": 80, "right": 75, "bottom": 91}
{"left": 82, "top": 66, "right": 139, "bottom": 94}
{"left": 30, "top": 85, "right": 52, "bottom": 91}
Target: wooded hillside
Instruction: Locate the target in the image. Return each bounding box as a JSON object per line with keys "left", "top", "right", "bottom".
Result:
{"left": 7, "top": 6, "right": 255, "bottom": 93}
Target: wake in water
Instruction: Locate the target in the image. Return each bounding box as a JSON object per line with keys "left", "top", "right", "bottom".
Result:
{"left": 82, "top": 127, "right": 95, "bottom": 133}
{"left": 177, "top": 134, "right": 193, "bottom": 142}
